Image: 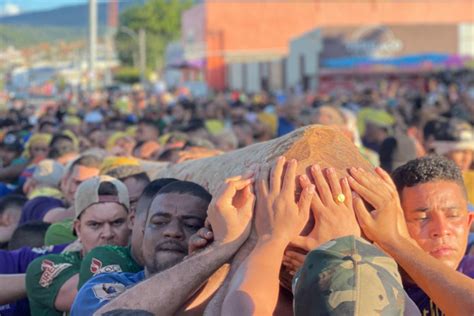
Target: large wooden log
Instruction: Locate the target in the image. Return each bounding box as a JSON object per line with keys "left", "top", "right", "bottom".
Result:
{"left": 141, "top": 125, "right": 376, "bottom": 315}
{"left": 147, "top": 125, "right": 374, "bottom": 194}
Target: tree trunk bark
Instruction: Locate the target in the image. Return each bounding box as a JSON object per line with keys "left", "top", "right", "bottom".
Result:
{"left": 150, "top": 125, "right": 374, "bottom": 194}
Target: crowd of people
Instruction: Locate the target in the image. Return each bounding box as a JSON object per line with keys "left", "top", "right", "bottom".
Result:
{"left": 0, "top": 68, "right": 473, "bottom": 316}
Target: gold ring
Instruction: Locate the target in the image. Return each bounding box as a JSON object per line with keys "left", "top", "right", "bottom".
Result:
{"left": 335, "top": 193, "right": 346, "bottom": 204}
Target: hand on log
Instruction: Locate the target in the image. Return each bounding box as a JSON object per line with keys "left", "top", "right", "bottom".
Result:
{"left": 254, "top": 156, "right": 314, "bottom": 244}
{"left": 289, "top": 164, "right": 361, "bottom": 252}
{"left": 206, "top": 173, "right": 256, "bottom": 246}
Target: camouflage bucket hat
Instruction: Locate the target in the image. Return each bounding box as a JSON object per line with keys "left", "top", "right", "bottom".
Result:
{"left": 293, "top": 236, "right": 405, "bottom": 316}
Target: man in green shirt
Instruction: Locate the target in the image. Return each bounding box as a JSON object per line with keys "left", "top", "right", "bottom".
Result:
{"left": 26, "top": 175, "right": 132, "bottom": 316}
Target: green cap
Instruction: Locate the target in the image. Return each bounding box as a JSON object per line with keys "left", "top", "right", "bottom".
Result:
{"left": 44, "top": 218, "right": 77, "bottom": 246}
{"left": 293, "top": 236, "right": 405, "bottom": 315}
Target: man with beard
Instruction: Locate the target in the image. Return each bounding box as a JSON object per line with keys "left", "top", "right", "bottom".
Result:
{"left": 77, "top": 177, "right": 177, "bottom": 288}
{"left": 71, "top": 176, "right": 255, "bottom": 316}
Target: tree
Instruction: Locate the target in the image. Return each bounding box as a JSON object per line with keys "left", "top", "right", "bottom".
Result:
{"left": 115, "top": 0, "right": 193, "bottom": 70}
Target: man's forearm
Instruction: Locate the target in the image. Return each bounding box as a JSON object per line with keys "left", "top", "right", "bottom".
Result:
{"left": 203, "top": 232, "right": 258, "bottom": 316}
{"left": 222, "top": 237, "right": 288, "bottom": 316}
{"left": 95, "top": 240, "right": 243, "bottom": 315}
{"left": 382, "top": 238, "right": 474, "bottom": 316}
{"left": 0, "top": 274, "right": 26, "bottom": 305}
{"left": 54, "top": 274, "right": 79, "bottom": 312}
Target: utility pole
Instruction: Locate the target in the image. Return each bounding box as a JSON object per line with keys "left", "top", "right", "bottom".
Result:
{"left": 138, "top": 28, "right": 146, "bottom": 85}
{"left": 105, "top": 0, "right": 119, "bottom": 86}
{"left": 88, "top": 0, "right": 97, "bottom": 92}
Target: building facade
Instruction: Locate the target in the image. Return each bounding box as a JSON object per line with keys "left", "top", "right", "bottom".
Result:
{"left": 179, "top": 0, "right": 474, "bottom": 92}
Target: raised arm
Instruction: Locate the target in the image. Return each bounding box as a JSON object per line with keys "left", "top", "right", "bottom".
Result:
{"left": 210, "top": 162, "right": 361, "bottom": 315}
{"left": 222, "top": 157, "right": 314, "bottom": 316}
{"left": 95, "top": 175, "right": 255, "bottom": 316}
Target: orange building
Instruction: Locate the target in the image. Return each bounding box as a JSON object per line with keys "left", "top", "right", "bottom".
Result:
{"left": 181, "top": 0, "right": 474, "bottom": 91}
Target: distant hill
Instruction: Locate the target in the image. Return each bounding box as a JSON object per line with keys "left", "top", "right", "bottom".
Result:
{"left": 0, "top": 0, "right": 146, "bottom": 49}
{"left": 0, "top": 0, "right": 145, "bottom": 28}
{"left": 0, "top": 25, "right": 86, "bottom": 49}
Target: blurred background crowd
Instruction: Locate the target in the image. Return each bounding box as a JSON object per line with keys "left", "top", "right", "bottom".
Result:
{"left": 0, "top": 1, "right": 474, "bottom": 315}
{"left": 1, "top": 67, "right": 473, "bottom": 252}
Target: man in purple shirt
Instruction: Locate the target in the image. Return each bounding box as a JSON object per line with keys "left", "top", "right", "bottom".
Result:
{"left": 0, "top": 244, "right": 68, "bottom": 316}
{"left": 404, "top": 255, "right": 474, "bottom": 316}
{"left": 349, "top": 155, "right": 474, "bottom": 316}
{"left": 0, "top": 244, "right": 68, "bottom": 274}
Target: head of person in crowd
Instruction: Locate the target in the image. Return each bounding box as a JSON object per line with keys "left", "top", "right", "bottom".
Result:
{"left": 160, "top": 132, "right": 188, "bottom": 150}
{"left": 430, "top": 119, "right": 474, "bottom": 172}
{"left": 73, "top": 175, "right": 131, "bottom": 255}
{"left": 142, "top": 180, "right": 211, "bottom": 276}
{"left": 312, "top": 105, "right": 346, "bottom": 127}
{"left": 422, "top": 117, "right": 444, "bottom": 154}
{"left": 62, "top": 154, "right": 101, "bottom": 206}
{"left": 362, "top": 120, "right": 392, "bottom": 152}
{"left": 24, "top": 133, "right": 52, "bottom": 163}
{"left": 100, "top": 157, "right": 151, "bottom": 214}
{"left": 135, "top": 119, "right": 160, "bottom": 145}
{"left": 179, "top": 119, "right": 210, "bottom": 141}
{"left": 170, "top": 103, "right": 191, "bottom": 125}
{"left": 0, "top": 135, "right": 23, "bottom": 167}
{"left": 311, "top": 105, "right": 362, "bottom": 144}
{"left": 210, "top": 129, "right": 238, "bottom": 152}
{"left": 232, "top": 120, "right": 255, "bottom": 148}
{"left": 277, "top": 99, "right": 302, "bottom": 124}
{"left": 107, "top": 117, "right": 127, "bottom": 132}
{"left": 392, "top": 155, "right": 473, "bottom": 270}
{"left": 76, "top": 135, "right": 90, "bottom": 153}
{"left": 38, "top": 120, "right": 58, "bottom": 134}
{"left": 129, "top": 178, "right": 178, "bottom": 265}
{"left": 255, "top": 112, "right": 277, "bottom": 142}
{"left": 204, "top": 101, "right": 225, "bottom": 120}
{"left": 107, "top": 132, "right": 136, "bottom": 157}
{"left": 84, "top": 109, "right": 105, "bottom": 130}
{"left": 87, "top": 128, "right": 108, "bottom": 149}
{"left": 157, "top": 147, "right": 182, "bottom": 163}
{"left": 134, "top": 140, "right": 161, "bottom": 160}
{"left": 7, "top": 221, "right": 51, "bottom": 250}
{"left": 404, "top": 114, "right": 427, "bottom": 158}
{"left": 48, "top": 132, "right": 78, "bottom": 164}
{"left": 378, "top": 133, "right": 417, "bottom": 173}
{"left": 63, "top": 115, "right": 82, "bottom": 135}
{"left": 0, "top": 195, "right": 28, "bottom": 247}
{"left": 293, "top": 236, "right": 406, "bottom": 316}
{"left": 23, "top": 159, "right": 64, "bottom": 199}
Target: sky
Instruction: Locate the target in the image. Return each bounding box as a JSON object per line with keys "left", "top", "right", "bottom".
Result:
{"left": 0, "top": 0, "right": 111, "bottom": 16}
